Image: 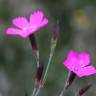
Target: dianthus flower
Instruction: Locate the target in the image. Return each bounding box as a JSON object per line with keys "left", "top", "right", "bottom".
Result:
{"left": 6, "top": 11, "right": 48, "bottom": 38}
{"left": 63, "top": 50, "right": 96, "bottom": 77}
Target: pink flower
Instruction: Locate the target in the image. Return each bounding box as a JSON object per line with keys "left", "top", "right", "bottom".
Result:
{"left": 6, "top": 11, "right": 48, "bottom": 38}
{"left": 63, "top": 50, "right": 96, "bottom": 77}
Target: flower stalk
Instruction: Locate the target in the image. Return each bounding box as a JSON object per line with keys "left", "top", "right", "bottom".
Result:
{"left": 65, "top": 71, "right": 76, "bottom": 89}
{"left": 42, "top": 20, "right": 59, "bottom": 86}
{"left": 42, "top": 39, "right": 57, "bottom": 85}
{"left": 29, "top": 34, "right": 39, "bottom": 67}
{"left": 32, "top": 64, "right": 44, "bottom": 96}
{"left": 33, "top": 21, "right": 59, "bottom": 96}
{"left": 59, "top": 71, "right": 76, "bottom": 96}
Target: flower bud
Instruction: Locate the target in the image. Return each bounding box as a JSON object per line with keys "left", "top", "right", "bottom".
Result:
{"left": 52, "top": 20, "right": 59, "bottom": 41}
{"left": 77, "top": 83, "right": 92, "bottom": 96}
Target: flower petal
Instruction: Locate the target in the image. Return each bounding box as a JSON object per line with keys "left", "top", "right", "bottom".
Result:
{"left": 40, "top": 18, "right": 48, "bottom": 27}
{"left": 67, "top": 50, "right": 78, "bottom": 60}
{"left": 76, "top": 66, "right": 96, "bottom": 77}
{"left": 64, "top": 60, "right": 76, "bottom": 72}
{"left": 6, "top": 27, "right": 28, "bottom": 38}
{"left": 64, "top": 59, "right": 80, "bottom": 72}
{"left": 6, "top": 27, "right": 22, "bottom": 35}
{"left": 30, "top": 11, "right": 44, "bottom": 25}
{"left": 12, "top": 17, "right": 28, "bottom": 28}
{"left": 29, "top": 18, "right": 48, "bottom": 33}
{"left": 64, "top": 50, "right": 80, "bottom": 72}
{"left": 6, "top": 10, "right": 48, "bottom": 38}
{"left": 78, "top": 52, "right": 90, "bottom": 67}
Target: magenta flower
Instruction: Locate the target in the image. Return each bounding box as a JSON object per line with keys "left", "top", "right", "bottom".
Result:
{"left": 6, "top": 11, "right": 48, "bottom": 38}
{"left": 63, "top": 50, "right": 96, "bottom": 77}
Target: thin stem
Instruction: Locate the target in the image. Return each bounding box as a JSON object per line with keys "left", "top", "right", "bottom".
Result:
{"left": 59, "top": 85, "right": 66, "bottom": 96}
{"left": 29, "top": 34, "right": 39, "bottom": 67}
{"left": 29, "top": 34, "right": 40, "bottom": 96}
{"left": 42, "top": 40, "right": 57, "bottom": 84}
{"left": 33, "top": 40, "right": 57, "bottom": 96}
{"left": 75, "top": 93, "right": 78, "bottom": 96}
{"left": 33, "top": 50, "right": 39, "bottom": 68}
{"left": 32, "top": 87, "right": 37, "bottom": 96}
{"left": 59, "top": 72, "right": 71, "bottom": 96}
{"left": 31, "top": 21, "right": 59, "bottom": 96}
{"left": 34, "top": 86, "right": 41, "bottom": 96}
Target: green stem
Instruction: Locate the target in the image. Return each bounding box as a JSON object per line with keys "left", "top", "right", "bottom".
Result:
{"left": 75, "top": 93, "right": 78, "bottom": 96}
{"left": 42, "top": 40, "right": 57, "bottom": 84}
{"left": 59, "top": 85, "right": 66, "bottom": 96}
{"left": 59, "top": 72, "right": 71, "bottom": 96}
{"left": 32, "top": 87, "right": 37, "bottom": 96}
{"left": 33, "top": 39, "right": 57, "bottom": 96}
{"left": 34, "top": 86, "right": 41, "bottom": 96}
{"left": 34, "top": 50, "right": 39, "bottom": 68}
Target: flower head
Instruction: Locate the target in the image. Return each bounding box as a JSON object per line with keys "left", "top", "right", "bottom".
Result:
{"left": 6, "top": 11, "right": 48, "bottom": 38}
{"left": 63, "top": 50, "right": 96, "bottom": 77}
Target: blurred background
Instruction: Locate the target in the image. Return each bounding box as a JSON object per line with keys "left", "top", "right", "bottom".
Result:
{"left": 0, "top": 0, "right": 96, "bottom": 96}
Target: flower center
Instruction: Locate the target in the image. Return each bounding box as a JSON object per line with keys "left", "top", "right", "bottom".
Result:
{"left": 22, "top": 24, "right": 37, "bottom": 33}
{"left": 23, "top": 27, "right": 27, "bottom": 31}
{"left": 74, "top": 67, "right": 78, "bottom": 71}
